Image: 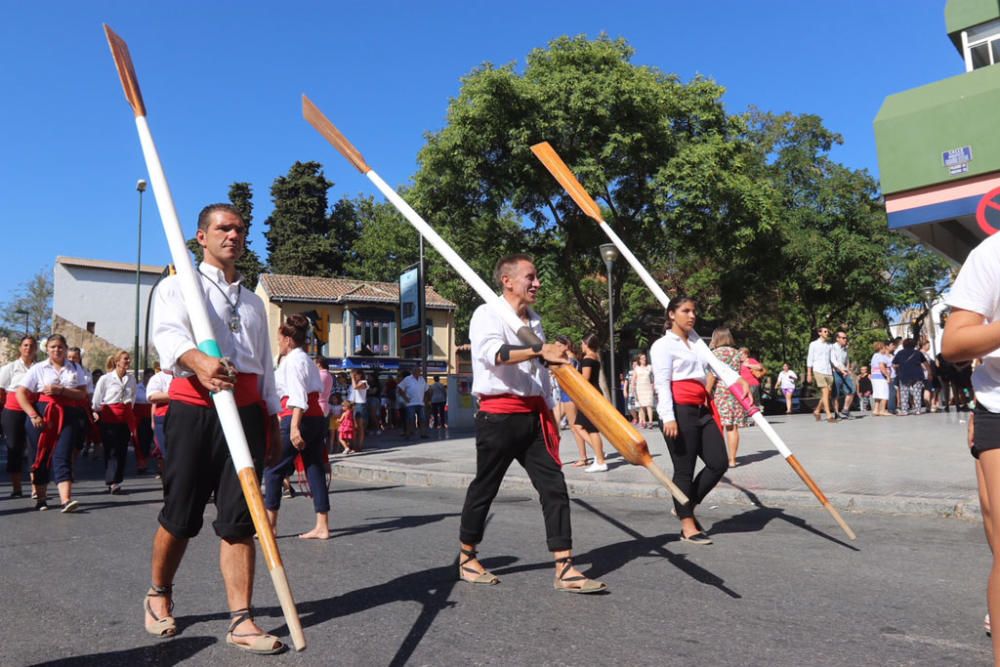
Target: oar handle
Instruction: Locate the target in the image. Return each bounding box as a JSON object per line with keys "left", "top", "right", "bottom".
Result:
{"left": 786, "top": 455, "right": 856, "bottom": 540}
{"left": 642, "top": 459, "right": 690, "bottom": 506}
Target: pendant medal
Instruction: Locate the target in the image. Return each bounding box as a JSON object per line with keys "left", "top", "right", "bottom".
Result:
{"left": 228, "top": 309, "right": 241, "bottom": 333}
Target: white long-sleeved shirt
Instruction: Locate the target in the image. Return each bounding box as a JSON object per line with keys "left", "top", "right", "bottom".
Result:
{"left": 0, "top": 359, "right": 33, "bottom": 392}
{"left": 275, "top": 347, "right": 323, "bottom": 411}
{"left": 145, "top": 371, "right": 172, "bottom": 398}
{"left": 469, "top": 302, "right": 553, "bottom": 408}
{"left": 151, "top": 262, "right": 280, "bottom": 415}
{"left": 92, "top": 371, "right": 136, "bottom": 409}
{"left": 807, "top": 338, "right": 833, "bottom": 375}
{"left": 650, "top": 329, "right": 710, "bottom": 423}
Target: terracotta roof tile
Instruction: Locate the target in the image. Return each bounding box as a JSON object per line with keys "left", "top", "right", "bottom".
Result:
{"left": 259, "top": 273, "right": 456, "bottom": 309}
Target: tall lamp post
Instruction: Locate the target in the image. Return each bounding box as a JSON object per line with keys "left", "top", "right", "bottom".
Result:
{"left": 134, "top": 179, "right": 147, "bottom": 373}
{"left": 600, "top": 243, "right": 620, "bottom": 409}
{"left": 922, "top": 286, "right": 937, "bottom": 355}
{"left": 15, "top": 309, "right": 28, "bottom": 336}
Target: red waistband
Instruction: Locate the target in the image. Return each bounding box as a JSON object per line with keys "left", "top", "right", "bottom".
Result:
{"left": 479, "top": 394, "right": 548, "bottom": 414}
{"left": 169, "top": 373, "right": 262, "bottom": 408}
{"left": 153, "top": 403, "right": 169, "bottom": 417}
{"left": 100, "top": 402, "right": 134, "bottom": 424}
{"left": 4, "top": 391, "right": 23, "bottom": 411}
{"left": 479, "top": 394, "right": 561, "bottom": 465}
{"left": 672, "top": 379, "right": 710, "bottom": 406}
{"left": 279, "top": 392, "right": 324, "bottom": 418}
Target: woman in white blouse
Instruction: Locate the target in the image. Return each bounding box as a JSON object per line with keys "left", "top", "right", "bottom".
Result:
{"left": 263, "top": 314, "right": 331, "bottom": 539}
{"left": 16, "top": 334, "right": 88, "bottom": 512}
{"left": 650, "top": 296, "right": 746, "bottom": 545}
{"left": 92, "top": 351, "right": 136, "bottom": 494}
{"left": 0, "top": 335, "right": 37, "bottom": 499}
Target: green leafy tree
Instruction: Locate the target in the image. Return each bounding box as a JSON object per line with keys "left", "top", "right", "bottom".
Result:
{"left": 2, "top": 269, "right": 53, "bottom": 340}
{"left": 264, "top": 161, "right": 361, "bottom": 277}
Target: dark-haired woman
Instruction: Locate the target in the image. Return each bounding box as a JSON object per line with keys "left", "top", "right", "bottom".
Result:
{"left": 263, "top": 314, "right": 331, "bottom": 539}
{"left": 650, "top": 296, "right": 746, "bottom": 544}
{"left": 16, "top": 334, "right": 87, "bottom": 512}
{"left": 572, "top": 334, "right": 608, "bottom": 473}
{"left": 92, "top": 350, "right": 136, "bottom": 494}
{"left": 0, "top": 336, "right": 37, "bottom": 499}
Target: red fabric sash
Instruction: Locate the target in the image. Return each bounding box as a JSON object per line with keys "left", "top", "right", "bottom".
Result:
{"left": 168, "top": 373, "right": 273, "bottom": 455}
{"left": 169, "top": 373, "right": 262, "bottom": 408}
{"left": 279, "top": 392, "right": 324, "bottom": 418}
{"left": 32, "top": 396, "right": 67, "bottom": 473}
{"left": 100, "top": 402, "right": 134, "bottom": 424}
{"left": 479, "top": 394, "right": 561, "bottom": 465}
{"left": 4, "top": 391, "right": 23, "bottom": 411}
{"left": 153, "top": 402, "right": 170, "bottom": 417}
{"left": 672, "top": 379, "right": 724, "bottom": 434}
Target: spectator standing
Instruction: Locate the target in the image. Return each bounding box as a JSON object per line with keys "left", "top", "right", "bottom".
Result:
{"left": 856, "top": 366, "right": 873, "bottom": 413}
{"left": 625, "top": 359, "right": 640, "bottom": 424}
{"left": 398, "top": 366, "right": 429, "bottom": 438}
{"left": 869, "top": 342, "right": 893, "bottom": 417}
{"left": 348, "top": 370, "right": 369, "bottom": 451}
{"left": 893, "top": 338, "right": 929, "bottom": 416}
{"left": 631, "top": 353, "right": 655, "bottom": 428}
{"left": 806, "top": 327, "right": 837, "bottom": 422}
{"left": 887, "top": 337, "right": 902, "bottom": 414}
{"left": 572, "top": 334, "right": 608, "bottom": 473}
{"left": 830, "top": 331, "right": 856, "bottom": 419}
{"left": 775, "top": 362, "right": 798, "bottom": 414}
{"left": 711, "top": 329, "right": 748, "bottom": 468}
{"left": 429, "top": 375, "right": 448, "bottom": 429}
{"left": 739, "top": 347, "right": 764, "bottom": 411}
{"left": 557, "top": 338, "right": 590, "bottom": 467}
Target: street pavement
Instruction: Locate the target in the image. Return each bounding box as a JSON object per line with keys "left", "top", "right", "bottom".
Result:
{"left": 0, "top": 409, "right": 991, "bottom": 666}
{"left": 333, "top": 409, "right": 981, "bottom": 522}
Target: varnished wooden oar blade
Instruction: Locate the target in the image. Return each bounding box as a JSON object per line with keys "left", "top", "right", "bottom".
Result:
{"left": 103, "top": 24, "right": 146, "bottom": 117}
{"left": 302, "top": 95, "right": 370, "bottom": 174}
{"left": 530, "top": 142, "right": 603, "bottom": 221}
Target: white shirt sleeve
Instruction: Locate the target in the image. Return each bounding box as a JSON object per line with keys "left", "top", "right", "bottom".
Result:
{"left": 152, "top": 277, "right": 198, "bottom": 374}
{"left": 0, "top": 363, "right": 12, "bottom": 391}
{"left": 948, "top": 240, "right": 1000, "bottom": 321}
{"left": 470, "top": 306, "right": 504, "bottom": 371}
{"left": 650, "top": 338, "right": 676, "bottom": 423}
{"left": 91, "top": 374, "right": 107, "bottom": 411}
{"left": 283, "top": 353, "right": 310, "bottom": 411}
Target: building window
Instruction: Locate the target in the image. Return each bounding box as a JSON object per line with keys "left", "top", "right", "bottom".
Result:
{"left": 965, "top": 21, "right": 1000, "bottom": 71}
{"left": 348, "top": 308, "right": 395, "bottom": 356}
{"left": 86, "top": 321, "right": 95, "bottom": 334}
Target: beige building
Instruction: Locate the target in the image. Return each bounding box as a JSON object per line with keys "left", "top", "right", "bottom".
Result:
{"left": 255, "top": 273, "right": 457, "bottom": 374}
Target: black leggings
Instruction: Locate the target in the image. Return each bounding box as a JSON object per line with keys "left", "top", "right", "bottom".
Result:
{"left": 664, "top": 403, "right": 729, "bottom": 519}
{"left": 2, "top": 408, "right": 27, "bottom": 474}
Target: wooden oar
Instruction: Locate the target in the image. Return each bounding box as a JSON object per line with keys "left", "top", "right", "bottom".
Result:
{"left": 302, "top": 96, "right": 688, "bottom": 505}
{"left": 531, "top": 141, "right": 856, "bottom": 541}
{"left": 103, "top": 25, "right": 307, "bottom": 650}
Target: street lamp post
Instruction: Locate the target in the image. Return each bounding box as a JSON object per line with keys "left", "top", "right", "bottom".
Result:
{"left": 600, "top": 243, "right": 620, "bottom": 409}
{"left": 15, "top": 309, "right": 28, "bottom": 336}
{"left": 134, "top": 179, "right": 147, "bottom": 373}
{"left": 922, "top": 286, "right": 937, "bottom": 355}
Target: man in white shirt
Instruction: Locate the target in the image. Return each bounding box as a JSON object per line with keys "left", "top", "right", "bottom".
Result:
{"left": 397, "top": 366, "right": 428, "bottom": 438}
{"left": 144, "top": 203, "right": 283, "bottom": 652}
{"left": 806, "top": 327, "right": 837, "bottom": 423}
{"left": 457, "top": 254, "right": 605, "bottom": 593}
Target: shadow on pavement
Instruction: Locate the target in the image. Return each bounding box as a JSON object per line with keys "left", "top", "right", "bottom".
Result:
{"left": 572, "top": 498, "right": 741, "bottom": 599}
{"left": 330, "top": 512, "right": 461, "bottom": 538}
{"left": 733, "top": 449, "right": 779, "bottom": 466}
{"left": 29, "top": 636, "right": 217, "bottom": 666}
{"left": 713, "top": 483, "right": 859, "bottom": 551}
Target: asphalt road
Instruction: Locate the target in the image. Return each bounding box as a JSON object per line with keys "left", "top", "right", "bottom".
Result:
{"left": 0, "top": 463, "right": 992, "bottom": 666}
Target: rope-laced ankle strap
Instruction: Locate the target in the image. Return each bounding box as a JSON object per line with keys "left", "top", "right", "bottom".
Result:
{"left": 148, "top": 583, "right": 173, "bottom": 596}
{"left": 229, "top": 607, "right": 253, "bottom": 628}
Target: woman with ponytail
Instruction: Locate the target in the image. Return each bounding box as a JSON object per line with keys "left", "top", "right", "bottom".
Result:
{"left": 263, "top": 313, "right": 331, "bottom": 539}
{"left": 650, "top": 296, "right": 747, "bottom": 544}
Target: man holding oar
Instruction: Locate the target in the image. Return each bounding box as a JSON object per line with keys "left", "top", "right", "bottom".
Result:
{"left": 458, "top": 254, "right": 607, "bottom": 593}
{"left": 146, "top": 204, "right": 284, "bottom": 654}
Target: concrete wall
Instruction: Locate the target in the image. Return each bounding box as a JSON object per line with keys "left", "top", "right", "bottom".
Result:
{"left": 53, "top": 263, "right": 164, "bottom": 352}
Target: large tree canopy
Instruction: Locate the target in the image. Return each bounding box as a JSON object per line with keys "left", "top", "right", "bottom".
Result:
{"left": 407, "top": 34, "right": 949, "bottom": 367}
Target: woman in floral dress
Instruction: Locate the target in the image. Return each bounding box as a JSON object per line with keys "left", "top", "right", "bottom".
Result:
{"left": 709, "top": 328, "right": 747, "bottom": 467}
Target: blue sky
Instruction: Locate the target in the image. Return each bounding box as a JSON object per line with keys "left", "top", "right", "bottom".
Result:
{"left": 0, "top": 2, "right": 961, "bottom": 301}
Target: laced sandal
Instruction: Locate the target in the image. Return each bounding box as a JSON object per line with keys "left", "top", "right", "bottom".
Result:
{"left": 226, "top": 608, "right": 285, "bottom": 654}
{"left": 144, "top": 584, "right": 176, "bottom": 638}
{"left": 553, "top": 557, "right": 606, "bottom": 594}
{"left": 458, "top": 548, "right": 499, "bottom": 585}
